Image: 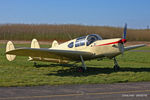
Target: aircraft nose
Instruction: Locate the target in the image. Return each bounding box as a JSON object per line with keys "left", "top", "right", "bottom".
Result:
{"left": 118, "top": 39, "right": 126, "bottom": 56}
{"left": 119, "top": 39, "right": 127, "bottom": 44}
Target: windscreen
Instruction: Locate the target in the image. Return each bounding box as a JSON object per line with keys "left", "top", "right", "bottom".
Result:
{"left": 75, "top": 36, "right": 86, "bottom": 47}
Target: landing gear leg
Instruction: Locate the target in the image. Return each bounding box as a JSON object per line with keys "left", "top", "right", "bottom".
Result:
{"left": 78, "top": 55, "right": 87, "bottom": 72}
{"left": 113, "top": 57, "right": 120, "bottom": 71}
{"left": 34, "top": 62, "right": 37, "bottom": 67}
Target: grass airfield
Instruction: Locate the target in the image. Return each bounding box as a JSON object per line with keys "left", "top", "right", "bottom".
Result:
{"left": 0, "top": 43, "right": 150, "bottom": 87}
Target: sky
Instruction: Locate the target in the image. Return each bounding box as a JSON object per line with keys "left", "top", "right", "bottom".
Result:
{"left": 0, "top": 0, "right": 150, "bottom": 29}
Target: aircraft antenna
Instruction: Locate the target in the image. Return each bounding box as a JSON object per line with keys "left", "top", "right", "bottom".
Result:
{"left": 63, "top": 25, "right": 72, "bottom": 40}
{"left": 67, "top": 33, "right": 72, "bottom": 40}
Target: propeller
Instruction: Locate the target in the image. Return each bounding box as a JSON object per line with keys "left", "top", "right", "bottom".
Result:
{"left": 123, "top": 23, "right": 127, "bottom": 40}
{"left": 119, "top": 24, "right": 127, "bottom": 56}
{"left": 119, "top": 43, "right": 125, "bottom": 56}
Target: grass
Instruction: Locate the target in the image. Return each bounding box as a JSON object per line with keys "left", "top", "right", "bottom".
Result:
{"left": 0, "top": 43, "right": 150, "bottom": 87}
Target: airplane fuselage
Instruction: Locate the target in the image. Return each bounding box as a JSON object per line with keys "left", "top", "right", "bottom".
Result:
{"left": 50, "top": 37, "right": 123, "bottom": 61}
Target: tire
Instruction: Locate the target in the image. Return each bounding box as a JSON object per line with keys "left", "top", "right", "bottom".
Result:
{"left": 77, "top": 67, "right": 85, "bottom": 72}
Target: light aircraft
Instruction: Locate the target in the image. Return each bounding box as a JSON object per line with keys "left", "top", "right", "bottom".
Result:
{"left": 6, "top": 24, "right": 146, "bottom": 72}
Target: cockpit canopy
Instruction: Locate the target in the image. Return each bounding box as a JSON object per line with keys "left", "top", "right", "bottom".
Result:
{"left": 75, "top": 36, "right": 86, "bottom": 47}
{"left": 68, "top": 34, "right": 102, "bottom": 48}
{"left": 86, "top": 34, "right": 102, "bottom": 46}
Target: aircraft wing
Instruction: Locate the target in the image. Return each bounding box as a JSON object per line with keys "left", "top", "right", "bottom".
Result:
{"left": 6, "top": 48, "right": 93, "bottom": 61}
{"left": 124, "top": 44, "right": 146, "bottom": 51}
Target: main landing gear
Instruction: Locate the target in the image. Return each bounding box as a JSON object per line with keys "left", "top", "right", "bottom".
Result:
{"left": 33, "top": 62, "right": 38, "bottom": 68}
{"left": 113, "top": 57, "right": 120, "bottom": 71}
{"left": 77, "top": 55, "right": 87, "bottom": 72}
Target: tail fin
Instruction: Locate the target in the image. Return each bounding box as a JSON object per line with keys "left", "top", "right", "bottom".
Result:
{"left": 52, "top": 40, "right": 59, "bottom": 48}
{"left": 31, "top": 39, "right": 40, "bottom": 48}
{"left": 29, "top": 39, "right": 40, "bottom": 61}
{"left": 6, "top": 41, "right": 16, "bottom": 61}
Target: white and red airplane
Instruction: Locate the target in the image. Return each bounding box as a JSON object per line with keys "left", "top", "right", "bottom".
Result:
{"left": 6, "top": 24, "right": 146, "bottom": 71}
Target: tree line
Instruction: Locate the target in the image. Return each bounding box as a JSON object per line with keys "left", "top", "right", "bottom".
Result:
{"left": 0, "top": 24, "right": 149, "bottom": 41}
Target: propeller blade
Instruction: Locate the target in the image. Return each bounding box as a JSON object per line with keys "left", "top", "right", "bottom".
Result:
{"left": 119, "top": 43, "right": 125, "bottom": 56}
{"left": 123, "top": 23, "right": 127, "bottom": 39}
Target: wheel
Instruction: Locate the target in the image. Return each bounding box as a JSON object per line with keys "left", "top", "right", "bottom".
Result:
{"left": 114, "top": 65, "right": 120, "bottom": 71}
{"left": 34, "top": 62, "right": 38, "bottom": 68}
{"left": 77, "top": 67, "right": 85, "bottom": 72}
{"left": 58, "top": 70, "right": 63, "bottom": 73}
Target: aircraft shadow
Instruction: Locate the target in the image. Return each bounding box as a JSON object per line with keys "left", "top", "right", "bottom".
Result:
{"left": 47, "top": 67, "right": 150, "bottom": 77}
{"left": 34, "top": 63, "right": 77, "bottom": 68}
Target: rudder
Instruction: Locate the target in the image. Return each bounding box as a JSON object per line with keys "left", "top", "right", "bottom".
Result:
{"left": 31, "top": 39, "right": 40, "bottom": 48}
{"left": 52, "top": 40, "right": 59, "bottom": 48}
{"left": 29, "top": 39, "right": 40, "bottom": 61}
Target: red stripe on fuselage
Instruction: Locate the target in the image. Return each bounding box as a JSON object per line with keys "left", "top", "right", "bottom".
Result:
{"left": 95, "top": 39, "right": 125, "bottom": 46}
